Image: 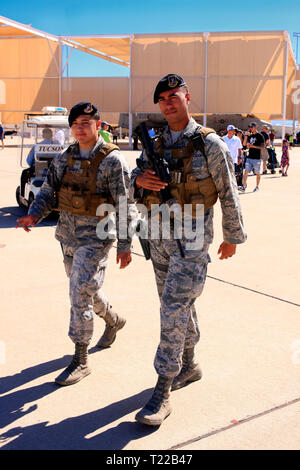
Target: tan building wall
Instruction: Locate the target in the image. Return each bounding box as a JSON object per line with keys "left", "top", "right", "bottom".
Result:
{"left": 131, "top": 31, "right": 295, "bottom": 121}
{"left": 131, "top": 33, "right": 205, "bottom": 114}
{"left": 286, "top": 59, "right": 300, "bottom": 124}
{"left": 0, "top": 37, "right": 60, "bottom": 124}
{"left": 62, "top": 77, "right": 129, "bottom": 113}
{"left": 0, "top": 28, "right": 297, "bottom": 127}
{"left": 0, "top": 35, "right": 129, "bottom": 124}
{"left": 206, "top": 32, "right": 286, "bottom": 116}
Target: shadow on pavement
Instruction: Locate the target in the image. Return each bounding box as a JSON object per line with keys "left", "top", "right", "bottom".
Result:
{"left": 0, "top": 355, "right": 73, "bottom": 395}
{"left": 0, "top": 206, "right": 58, "bottom": 229}
{"left": 0, "top": 382, "right": 59, "bottom": 429}
{"left": 0, "top": 387, "right": 156, "bottom": 449}
{"left": 0, "top": 348, "right": 156, "bottom": 449}
{"left": 0, "top": 345, "right": 106, "bottom": 396}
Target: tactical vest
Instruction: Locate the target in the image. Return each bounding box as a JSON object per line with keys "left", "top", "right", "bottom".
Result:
{"left": 142, "top": 127, "right": 218, "bottom": 216}
{"left": 57, "top": 143, "right": 119, "bottom": 217}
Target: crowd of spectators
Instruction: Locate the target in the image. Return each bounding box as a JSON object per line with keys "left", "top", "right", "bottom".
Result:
{"left": 220, "top": 123, "right": 293, "bottom": 191}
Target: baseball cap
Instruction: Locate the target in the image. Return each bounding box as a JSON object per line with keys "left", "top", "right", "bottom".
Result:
{"left": 68, "top": 102, "right": 99, "bottom": 127}
{"left": 227, "top": 125, "right": 235, "bottom": 131}
{"left": 153, "top": 74, "right": 187, "bottom": 104}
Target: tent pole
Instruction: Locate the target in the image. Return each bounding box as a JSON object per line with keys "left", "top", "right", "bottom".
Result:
{"left": 282, "top": 32, "right": 289, "bottom": 140}
{"left": 203, "top": 32, "right": 209, "bottom": 127}
{"left": 128, "top": 35, "right": 133, "bottom": 149}
{"left": 58, "top": 38, "right": 62, "bottom": 107}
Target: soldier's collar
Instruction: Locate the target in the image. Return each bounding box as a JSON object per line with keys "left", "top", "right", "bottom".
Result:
{"left": 71, "top": 138, "right": 102, "bottom": 158}
{"left": 164, "top": 117, "right": 199, "bottom": 140}
{"left": 182, "top": 117, "right": 200, "bottom": 138}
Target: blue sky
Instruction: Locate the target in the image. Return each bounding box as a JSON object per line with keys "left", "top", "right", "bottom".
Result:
{"left": 1, "top": 0, "right": 300, "bottom": 77}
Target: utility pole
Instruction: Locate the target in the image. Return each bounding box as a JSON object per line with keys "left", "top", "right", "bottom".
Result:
{"left": 293, "top": 33, "right": 300, "bottom": 64}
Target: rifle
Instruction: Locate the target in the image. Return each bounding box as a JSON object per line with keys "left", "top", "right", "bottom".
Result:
{"left": 46, "top": 160, "right": 61, "bottom": 209}
{"left": 136, "top": 122, "right": 185, "bottom": 259}
{"left": 136, "top": 218, "right": 151, "bottom": 260}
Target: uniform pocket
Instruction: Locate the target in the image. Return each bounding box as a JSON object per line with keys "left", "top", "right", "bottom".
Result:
{"left": 191, "top": 258, "right": 209, "bottom": 298}
{"left": 169, "top": 182, "right": 185, "bottom": 209}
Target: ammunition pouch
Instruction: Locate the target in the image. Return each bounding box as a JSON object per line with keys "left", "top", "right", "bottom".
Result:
{"left": 58, "top": 185, "right": 113, "bottom": 217}
{"left": 142, "top": 192, "right": 161, "bottom": 212}
{"left": 140, "top": 175, "right": 217, "bottom": 216}
{"left": 139, "top": 126, "right": 218, "bottom": 215}
{"left": 57, "top": 143, "right": 118, "bottom": 218}
{"left": 169, "top": 174, "right": 218, "bottom": 216}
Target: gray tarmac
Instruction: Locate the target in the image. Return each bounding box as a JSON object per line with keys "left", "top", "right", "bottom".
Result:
{"left": 0, "top": 138, "right": 299, "bottom": 450}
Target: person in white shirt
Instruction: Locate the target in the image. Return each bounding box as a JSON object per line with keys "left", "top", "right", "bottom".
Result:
{"left": 223, "top": 125, "right": 243, "bottom": 187}
{"left": 54, "top": 129, "right": 65, "bottom": 145}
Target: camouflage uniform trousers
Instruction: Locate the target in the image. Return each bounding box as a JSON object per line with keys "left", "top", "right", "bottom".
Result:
{"left": 149, "top": 237, "right": 210, "bottom": 378}
{"left": 61, "top": 240, "right": 114, "bottom": 345}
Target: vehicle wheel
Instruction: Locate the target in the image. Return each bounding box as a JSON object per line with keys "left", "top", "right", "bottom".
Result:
{"left": 16, "top": 186, "right": 26, "bottom": 208}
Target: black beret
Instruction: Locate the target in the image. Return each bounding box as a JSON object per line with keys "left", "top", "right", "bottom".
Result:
{"left": 68, "top": 102, "right": 98, "bottom": 127}
{"left": 153, "top": 74, "right": 186, "bottom": 104}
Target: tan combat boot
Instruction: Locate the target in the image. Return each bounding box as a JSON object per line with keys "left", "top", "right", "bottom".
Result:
{"left": 96, "top": 306, "right": 126, "bottom": 348}
{"left": 55, "top": 343, "right": 91, "bottom": 386}
{"left": 135, "top": 376, "right": 173, "bottom": 426}
{"left": 171, "top": 347, "right": 202, "bottom": 391}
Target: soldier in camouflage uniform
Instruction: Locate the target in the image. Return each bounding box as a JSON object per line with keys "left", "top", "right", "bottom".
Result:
{"left": 16, "top": 102, "right": 136, "bottom": 386}
{"left": 131, "top": 74, "right": 247, "bottom": 426}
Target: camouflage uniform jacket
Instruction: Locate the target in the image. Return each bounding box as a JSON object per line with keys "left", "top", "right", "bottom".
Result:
{"left": 130, "top": 117, "right": 247, "bottom": 246}
{"left": 29, "top": 137, "right": 137, "bottom": 252}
